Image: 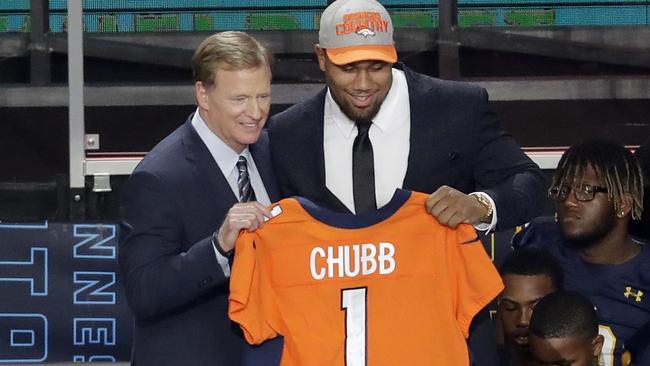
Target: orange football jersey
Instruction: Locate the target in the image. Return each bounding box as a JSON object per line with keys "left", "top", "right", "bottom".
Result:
{"left": 229, "top": 189, "right": 503, "bottom": 365}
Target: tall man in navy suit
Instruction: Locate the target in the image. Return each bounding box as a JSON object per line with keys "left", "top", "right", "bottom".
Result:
{"left": 268, "top": 0, "right": 545, "bottom": 230}
{"left": 256, "top": 0, "right": 546, "bottom": 364}
{"left": 119, "top": 31, "right": 279, "bottom": 366}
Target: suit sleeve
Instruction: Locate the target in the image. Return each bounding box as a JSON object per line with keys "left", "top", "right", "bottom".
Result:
{"left": 472, "top": 88, "right": 547, "bottom": 230}
{"left": 229, "top": 231, "right": 280, "bottom": 345}
{"left": 448, "top": 224, "right": 504, "bottom": 338}
{"left": 118, "top": 169, "right": 227, "bottom": 320}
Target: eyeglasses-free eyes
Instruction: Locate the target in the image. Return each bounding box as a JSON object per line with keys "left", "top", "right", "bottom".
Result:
{"left": 548, "top": 184, "right": 608, "bottom": 202}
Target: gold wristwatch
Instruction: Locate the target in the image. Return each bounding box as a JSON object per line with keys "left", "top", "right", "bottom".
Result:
{"left": 470, "top": 193, "right": 493, "bottom": 223}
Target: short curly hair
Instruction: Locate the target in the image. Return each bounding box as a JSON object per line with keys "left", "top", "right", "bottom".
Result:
{"left": 530, "top": 291, "right": 598, "bottom": 340}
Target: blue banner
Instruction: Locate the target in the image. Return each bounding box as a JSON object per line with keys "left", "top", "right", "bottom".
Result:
{"left": 0, "top": 222, "right": 131, "bottom": 363}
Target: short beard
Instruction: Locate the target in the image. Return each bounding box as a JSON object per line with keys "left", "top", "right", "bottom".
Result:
{"left": 335, "top": 93, "right": 381, "bottom": 122}
{"left": 327, "top": 78, "right": 383, "bottom": 121}
{"left": 562, "top": 208, "right": 617, "bottom": 250}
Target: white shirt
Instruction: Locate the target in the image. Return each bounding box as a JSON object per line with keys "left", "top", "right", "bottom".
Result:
{"left": 191, "top": 109, "right": 271, "bottom": 276}
{"left": 324, "top": 68, "right": 410, "bottom": 213}
{"left": 323, "top": 69, "right": 497, "bottom": 231}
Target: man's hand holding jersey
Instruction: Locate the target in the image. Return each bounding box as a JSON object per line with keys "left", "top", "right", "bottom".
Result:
{"left": 425, "top": 185, "right": 493, "bottom": 228}
{"left": 215, "top": 202, "right": 273, "bottom": 254}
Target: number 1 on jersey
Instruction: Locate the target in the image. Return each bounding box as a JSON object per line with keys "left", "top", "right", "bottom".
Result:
{"left": 341, "top": 287, "right": 368, "bottom": 366}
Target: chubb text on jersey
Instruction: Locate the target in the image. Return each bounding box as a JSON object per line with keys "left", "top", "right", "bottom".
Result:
{"left": 309, "top": 242, "right": 396, "bottom": 280}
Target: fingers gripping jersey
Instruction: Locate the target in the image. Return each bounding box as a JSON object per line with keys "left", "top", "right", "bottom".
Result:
{"left": 229, "top": 190, "right": 504, "bottom": 365}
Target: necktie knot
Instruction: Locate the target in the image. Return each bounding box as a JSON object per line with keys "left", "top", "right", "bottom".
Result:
{"left": 355, "top": 120, "right": 372, "bottom": 135}
{"left": 237, "top": 156, "right": 248, "bottom": 173}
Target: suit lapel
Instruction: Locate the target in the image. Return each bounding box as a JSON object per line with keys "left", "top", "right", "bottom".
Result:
{"left": 400, "top": 64, "right": 439, "bottom": 191}
{"left": 180, "top": 115, "right": 238, "bottom": 213}
{"left": 305, "top": 90, "right": 351, "bottom": 212}
{"left": 250, "top": 130, "right": 280, "bottom": 202}
{"left": 399, "top": 65, "right": 464, "bottom": 193}
{"left": 271, "top": 89, "right": 354, "bottom": 212}
{"left": 307, "top": 89, "right": 327, "bottom": 191}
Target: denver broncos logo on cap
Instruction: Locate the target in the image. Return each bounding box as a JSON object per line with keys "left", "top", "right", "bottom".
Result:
{"left": 356, "top": 28, "right": 376, "bottom": 37}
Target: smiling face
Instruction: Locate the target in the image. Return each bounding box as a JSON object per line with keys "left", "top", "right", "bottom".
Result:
{"left": 555, "top": 165, "right": 617, "bottom": 249}
{"left": 316, "top": 46, "right": 392, "bottom": 122}
{"left": 196, "top": 64, "right": 271, "bottom": 153}
{"left": 499, "top": 274, "right": 557, "bottom": 350}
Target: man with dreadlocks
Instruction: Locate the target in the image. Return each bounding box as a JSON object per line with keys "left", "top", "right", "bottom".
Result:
{"left": 630, "top": 138, "right": 650, "bottom": 241}
{"left": 513, "top": 140, "right": 649, "bottom": 366}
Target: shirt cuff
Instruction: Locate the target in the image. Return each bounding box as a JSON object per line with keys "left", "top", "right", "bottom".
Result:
{"left": 470, "top": 191, "right": 497, "bottom": 232}
{"left": 212, "top": 238, "right": 231, "bottom": 277}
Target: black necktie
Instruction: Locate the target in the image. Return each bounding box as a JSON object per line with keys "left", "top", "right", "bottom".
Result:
{"left": 237, "top": 156, "right": 256, "bottom": 202}
{"left": 352, "top": 120, "right": 377, "bottom": 214}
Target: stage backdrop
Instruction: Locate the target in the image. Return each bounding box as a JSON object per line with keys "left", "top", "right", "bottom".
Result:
{"left": 0, "top": 222, "right": 131, "bottom": 363}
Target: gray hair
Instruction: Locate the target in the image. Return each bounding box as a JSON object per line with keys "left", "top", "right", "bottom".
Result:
{"left": 192, "top": 31, "right": 273, "bottom": 88}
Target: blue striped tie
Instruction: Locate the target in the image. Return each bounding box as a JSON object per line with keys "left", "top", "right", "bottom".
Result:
{"left": 237, "top": 156, "right": 256, "bottom": 202}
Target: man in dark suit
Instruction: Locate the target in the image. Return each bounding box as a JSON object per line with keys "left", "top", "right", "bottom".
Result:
{"left": 254, "top": 0, "right": 546, "bottom": 364}
{"left": 119, "top": 31, "right": 279, "bottom": 366}
{"left": 268, "top": 0, "right": 545, "bottom": 231}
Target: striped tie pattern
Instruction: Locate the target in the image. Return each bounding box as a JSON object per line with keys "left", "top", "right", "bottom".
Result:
{"left": 237, "top": 156, "right": 256, "bottom": 202}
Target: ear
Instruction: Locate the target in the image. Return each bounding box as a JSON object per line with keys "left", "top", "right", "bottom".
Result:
{"left": 616, "top": 193, "right": 634, "bottom": 219}
{"left": 195, "top": 81, "right": 209, "bottom": 110}
{"left": 592, "top": 334, "right": 604, "bottom": 357}
{"left": 315, "top": 45, "right": 327, "bottom": 72}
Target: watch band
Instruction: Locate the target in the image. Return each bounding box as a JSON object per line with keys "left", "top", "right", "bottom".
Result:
{"left": 212, "top": 230, "right": 234, "bottom": 259}
{"left": 470, "top": 193, "right": 493, "bottom": 221}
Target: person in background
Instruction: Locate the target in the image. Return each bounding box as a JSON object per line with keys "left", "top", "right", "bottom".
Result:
{"left": 119, "top": 31, "right": 279, "bottom": 366}
{"left": 528, "top": 291, "right": 604, "bottom": 366}
{"left": 514, "top": 140, "right": 649, "bottom": 366}
{"left": 497, "top": 248, "right": 564, "bottom": 366}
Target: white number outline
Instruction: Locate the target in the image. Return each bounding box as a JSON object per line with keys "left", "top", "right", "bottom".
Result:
{"left": 341, "top": 287, "right": 368, "bottom": 366}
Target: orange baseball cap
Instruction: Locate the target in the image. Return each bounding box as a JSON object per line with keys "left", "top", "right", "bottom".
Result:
{"left": 318, "top": 0, "right": 397, "bottom": 65}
